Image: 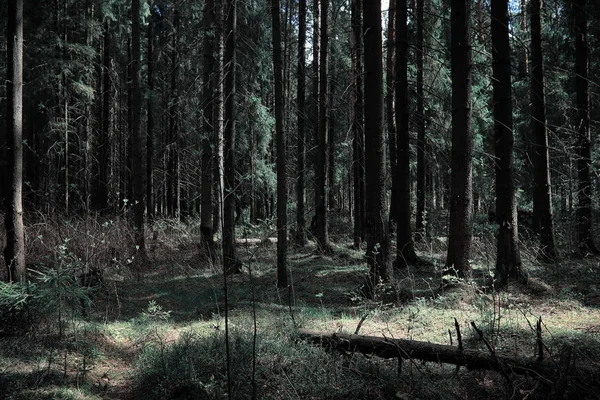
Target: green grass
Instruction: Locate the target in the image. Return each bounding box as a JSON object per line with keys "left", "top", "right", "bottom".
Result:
{"left": 2, "top": 218, "right": 600, "bottom": 399}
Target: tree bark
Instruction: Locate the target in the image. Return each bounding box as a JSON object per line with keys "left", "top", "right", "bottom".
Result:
{"left": 574, "top": 0, "right": 598, "bottom": 256}
{"left": 415, "top": 0, "right": 427, "bottom": 239}
{"left": 315, "top": 0, "right": 330, "bottom": 250}
{"left": 296, "top": 0, "right": 308, "bottom": 247}
{"left": 491, "top": 0, "right": 525, "bottom": 287}
{"left": 529, "top": 0, "right": 557, "bottom": 262}
{"left": 394, "top": 0, "right": 419, "bottom": 268}
{"left": 131, "top": 0, "right": 146, "bottom": 260}
{"left": 4, "top": 0, "right": 26, "bottom": 282}
{"left": 445, "top": 0, "right": 473, "bottom": 279}
{"left": 299, "top": 329, "right": 598, "bottom": 382}
{"left": 387, "top": 0, "right": 397, "bottom": 228}
{"left": 272, "top": 0, "right": 288, "bottom": 288}
{"left": 200, "top": 0, "right": 217, "bottom": 260}
{"left": 363, "top": 0, "right": 392, "bottom": 288}
{"left": 352, "top": 0, "right": 365, "bottom": 248}
{"left": 223, "top": 0, "right": 240, "bottom": 274}
{"left": 147, "top": 20, "right": 155, "bottom": 219}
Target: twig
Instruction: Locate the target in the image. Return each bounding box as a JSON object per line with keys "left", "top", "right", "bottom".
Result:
{"left": 354, "top": 313, "right": 369, "bottom": 335}
{"left": 471, "top": 321, "right": 495, "bottom": 356}
{"left": 455, "top": 318, "right": 463, "bottom": 351}
{"left": 448, "top": 329, "right": 453, "bottom": 346}
{"left": 536, "top": 316, "right": 544, "bottom": 361}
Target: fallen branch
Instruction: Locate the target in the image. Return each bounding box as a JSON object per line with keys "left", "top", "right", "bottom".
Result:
{"left": 298, "top": 329, "right": 598, "bottom": 383}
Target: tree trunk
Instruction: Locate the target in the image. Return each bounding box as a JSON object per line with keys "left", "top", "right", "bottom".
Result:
{"left": 296, "top": 0, "right": 308, "bottom": 247}
{"left": 415, "top": 0, "right": 427, "bottom": 239}
{"left": 395, "top": 0, "right": 419, "bottom": 268}
{"left": 201, "top": 0, "right": 217, "bottom": 260}
{"left": 223, "top": 0, "right": 240, "bottom": 274}
{"left": 530, "top": 0, "right": 557, "bottom": 262}
{"left": 147, "top": 20, "right": 154, "bottom": 219}
{"left": 213, "top": 0, "right": 225, "bottom": 235}
{"left": 93, "top": 18, "right": 110, "bottom": 211}
{"left": 272, "top": 0, "right": 288, "bottom": 288}
{"left": 352, "top": 0, "right": 365, "bottom": 248}
{"left": 491, "top": 0, "right": 525, "bottom": 287}
{"left": 445, "top": 0, "right": 473, "bottom": 279}
{"left": 131, "top": 0, "right": 146, "bottom": 260}
{"left": 315, "top": 0, "right": 330, "bottom": 251}
{"left": 363, "top": 0, "right": 392, "bottom": 288}
{"left": 387, "top": 0, "right": 397, "bottom": 228}
{"left": 328, "top": 51, "right": 336, "bottom": 212}
{"left": 4, "top": 0, "right": 26, "bottom": 282}
{"left": 574, "top": 0, "right": 598, "bottom": 256}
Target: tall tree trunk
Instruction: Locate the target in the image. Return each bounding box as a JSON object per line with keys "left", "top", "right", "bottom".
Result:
{"left": 167, "top": 5, "right": 180, "bottom": 219}
{"left": 147, "top": 19, "right": 154, "bottom": 219}
{"left": 395, "top": 0, "right": 419, "bottom": 268}
{"left": 272, "top": 0, "right": 288, "bottom": 288}
{"left": 4, "top": 0, "right": 26, "bottom": 282}
{"left": 387, "top": 0, "right": 397, "bottom": 228}
{"left": 296, "top": 0, "right": 308, "bottom": 246}
{"left": 214, "top": 0, "right": 225, "bottom": 234}
{"left": 352, "top": 0, "right": 365, "bottom": 248}
{"left": 415, "top": 0, "right": 427, "bottom": 239}
{"left": 93, "top": 18, "right": 111, "bottom": 211}
{"left": 201, "top": 0, "right": 217, "bottom": 259}
{"left": 364, "top": 0, "right": 392, "bottom": 289}
{"left": 445, "top": 0, "right": 473, "bottom": 279}
{"left": 328, "top": 49, "right": 336, "bottom": 212}
{"left": 131, "top": 0, "right": 146, "bottom": 260}
{"left": 530, "top": 0, "right": 557, "bottom": 262}
{"left": 311, "top": 0, "right": 320, "bottom": 237}
{"left": 574, "top": 0, "right": 598, "bottom": 256}
{"left": 315, "top": 0, "right": 330, "bottom": 250}
{"left": 223, "top": 0, "right": 240, "bottom": 274}
{"left": 491, "top": 0, "right": 525, "bottom": 287}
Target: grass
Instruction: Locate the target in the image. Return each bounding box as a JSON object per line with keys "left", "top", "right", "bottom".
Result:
{"left": 1, "top": 216, "right": 600, "bottom": 399}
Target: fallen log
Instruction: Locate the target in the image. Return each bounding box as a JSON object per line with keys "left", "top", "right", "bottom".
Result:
{"left": 298, "top": 329, "right": 598, "bottom": 382}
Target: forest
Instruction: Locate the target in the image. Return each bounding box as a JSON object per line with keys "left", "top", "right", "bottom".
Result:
{"left": 1, "top": 0, "right": 600, "bottom": 398}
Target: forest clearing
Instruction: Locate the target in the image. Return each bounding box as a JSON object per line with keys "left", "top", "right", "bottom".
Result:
{"left": 1, "top": 217, "right": 600, "bottom": 399}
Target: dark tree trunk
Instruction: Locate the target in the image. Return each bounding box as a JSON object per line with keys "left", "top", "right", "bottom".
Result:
{"left": 213, "top": 0, "right": 225, "bottom": 235}
{"left": 363, "top": 0, "right": 392, "bottom": 288}
{"left": 445, "top": 0, "right": 473, "bottom": 279}
{"left": 4, "top": 0, "right": 26, "bottom": 282}
{"left": 201, "top": 0, "right": 217, "bottom": 259}
{"left": 272, "top": 0, "right": 288, "bottom": 288}
{"left": 93, "top": 18, "right": 110, "bottom": 211}
{"left": 131, "top": 0, "right": 146, "bottom": 260}
{"left": 167, "top": 5, "right": 181, "bottom": 219}
{"left": 415, "top": 0, "right": 427, "bottom": 239}
{"left": 394, "top": 0, "right": 419, "bottom": 268}
{"left": 147, "top": 21, "right": 154, "bottom": 219}
{"left": 491, "top": 0, "right": 525, "bottom": 287}
{"left": 387, "top": 0, "right": 397, "bottom": 228}
{"left": 352, "top": 0, "right": 365, "bottom": 248}
{"left": 223, "top": 0, "right": 240, "bottom": 274}
{"left": 574, "top": 0, "right": 598, "bottom": 256}
{"left": 328, "top": 52, "right": 336, "bottom": 212}
{"left": 530, "top": 0, "right": 557, "bottom": 262}
{"left": 296, "top": 0, "right": 308, "bottom": 246}
{"left": 315, "top": 0, "right": 330, "bottom": 250}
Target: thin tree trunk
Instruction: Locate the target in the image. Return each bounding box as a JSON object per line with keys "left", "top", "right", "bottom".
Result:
{"left": 201, "top": 0, "right": 217, "bottom": 259}
{"left": 491, "top": 0, "right": 525, "bottom": 287}
{"left": 131, "top": 0, "right": 146, "bottom": 260}
{"left": 272, "top": 0, "right": 288, "bottom": 288}
{"left": 315, "top": 0, "right": 330, "bottom": 250}
{"left": 445, "top": 0, "right": 473, "bottom": 279}
{"left": 296, "top": 0, "right": 308, "bottom": 246}
{"left": 364, "top": 0, "right": 392, "bottom": 289}
{"left": 328, "top": 45, "right": 336, "bottom": 212}
{"left": 352, "top": 0, "right": 365, "bottom": 248}
{"left": 223, "top": 0, "right": 240, "bottom": 274}
{"left": 395, "top": 0, "right": 419, "bottom": 268}
{"left": 214, "top": 0, "right": 225, "bottom": 234}
{"left": 147, "top": 20, "right": 154, "bottom": 219}
{"left": 530, "top": 0, "right": 557, "bottom": 262}
{"left": 574, "top": 0, "right": 598, "bottom": 256}
{"left": 94, "top": 18, "right": 110, "bottom": 211}
{"left": 415, "top": 0, "right": 427, "bottom": 239}
{"left": 387, "top": 0, "right": 397, "bottom": 228}
{"left": 4, "top": 0, "right": 26, "bottom": 282}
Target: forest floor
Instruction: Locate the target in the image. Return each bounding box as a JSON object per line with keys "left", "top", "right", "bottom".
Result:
{"left": 1, "top": 217, "right": 600, "bottom": 399}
